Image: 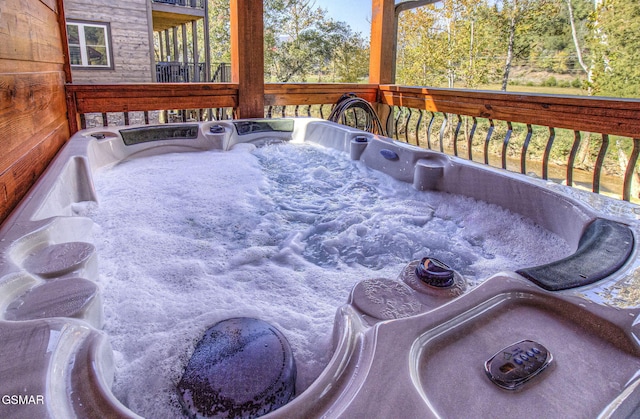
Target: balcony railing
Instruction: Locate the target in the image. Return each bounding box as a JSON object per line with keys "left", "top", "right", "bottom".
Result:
{"left": 156, "top": 62, "right": 207, "bottom": 83}
{"left": 152, "top": 0, "right": 204, "bottom": 9}
{"left": 155, "top": 62, "right": 230, "bottom": 83}
{"left": 64, "top": 83, "right": 640, "bottom": 202}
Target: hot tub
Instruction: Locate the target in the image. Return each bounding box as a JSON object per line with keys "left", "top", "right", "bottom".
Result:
{"left": 1, "top": 118, "right": 639, "bottom": 418}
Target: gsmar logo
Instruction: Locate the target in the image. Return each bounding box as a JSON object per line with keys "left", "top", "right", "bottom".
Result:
{"left": 2, "top": 395, "right": 44, "bottom": 405}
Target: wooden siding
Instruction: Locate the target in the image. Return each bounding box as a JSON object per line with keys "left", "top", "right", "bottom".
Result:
{"left": 64, "top": 0, "right": 153, "bottom": 83}
{"left": 0, "top": 0, "right": 70, "bottom": 225}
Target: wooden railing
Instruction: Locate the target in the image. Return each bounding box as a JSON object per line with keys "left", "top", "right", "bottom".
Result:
{"left": 264, "top": 83, "right": 378, "bottom": 119}
{"left": 65, "top": 82, "right": 640, "bottom": 202}
{"left": 65, "top": 83, "right": 238, "bottom": 132}
{"left": 379, "top": 85, "right": 640, "bottom": 202}
{"left": 156, "top": 62, "right": 208, "bottom": 83}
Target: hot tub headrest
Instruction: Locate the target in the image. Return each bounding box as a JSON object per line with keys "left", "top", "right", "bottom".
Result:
{"left": 516, "top": 218, "right": 634, "bottom": 291}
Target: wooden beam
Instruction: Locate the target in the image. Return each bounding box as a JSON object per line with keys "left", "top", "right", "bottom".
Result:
{"left": 56, "top": 0, "right": 72, "bottom": 83}
{"left": 230, "top": 0, "right": 264, "bottom": 118}
{"left": 369, "top": 0, "right": 396, "bottom": 85}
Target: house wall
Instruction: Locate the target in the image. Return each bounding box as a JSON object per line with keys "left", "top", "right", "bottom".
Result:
{"left": 0, "top": 0, "right": 70, "bottom": 225}
{"left": 64, "top": 0, "right": 154, "bottom": 83}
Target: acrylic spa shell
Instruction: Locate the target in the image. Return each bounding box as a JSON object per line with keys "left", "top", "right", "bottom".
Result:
{"left": 0, "top": 118, "right": 639, "bottom": 418}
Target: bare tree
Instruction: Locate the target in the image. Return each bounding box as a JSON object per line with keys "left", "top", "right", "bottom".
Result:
{"left": 501, "top": 0, "right": 518, "bottom": 91}
{"left": 565, "top": 0, "right": 592, "bottom": 93}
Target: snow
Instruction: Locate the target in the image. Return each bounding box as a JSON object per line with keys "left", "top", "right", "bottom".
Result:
{"left": 83, "top": 141, "right": 571, "bottom": 417}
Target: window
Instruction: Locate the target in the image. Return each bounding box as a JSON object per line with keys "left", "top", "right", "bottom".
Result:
{"left": 66, "top": 21, "right": 113, "bottom": 69}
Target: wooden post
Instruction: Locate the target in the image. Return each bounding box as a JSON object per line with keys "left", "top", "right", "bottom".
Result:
{"left": 370, "top": 0, "right": 396, "bottom": 135}
{"left": 369, "top": 0, "right": 396, "bottom": 85}
{"left": 164, "top": 29, "right": 170, "bottom": 60}
{"left": 172, "top": 27, "right": 179, "bottom": 61}
{"left": 192, "top": 20, "right": 199, "bottom": 81}
{"left": 203, "top": 0, "right": 211, "bottom": 81}
{"left": 181, "top": 24, "right": 188, "bottom": 65}
{"left": 230, "top": 0, "right": 264, "bottom": 118}
{"left": 58, "top": 0, "right": 79, "bottom": 133}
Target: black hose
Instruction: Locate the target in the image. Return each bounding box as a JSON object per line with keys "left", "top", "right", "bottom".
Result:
{"left": 327, "top": 93, "right": 386, "bottom": 136}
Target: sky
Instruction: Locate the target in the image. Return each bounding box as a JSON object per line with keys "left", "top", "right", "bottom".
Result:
{"left": 315, "top": 0, "right": 373, "bottom": 38}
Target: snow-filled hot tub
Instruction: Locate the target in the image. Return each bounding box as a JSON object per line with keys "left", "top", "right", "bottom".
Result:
{"left": 1, "top": 118, "right": 640, "bottom": 418}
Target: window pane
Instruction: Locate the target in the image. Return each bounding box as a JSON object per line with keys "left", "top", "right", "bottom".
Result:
{"left": 84, "top": 26, "right": 106, "bottom": 47}
{"left": 67, "top": 21, "right": 111, "bottom": 68}
{"left": 69, "top": 46, "right": 82, "bottom": 65}
{"left": 67, "top": 24, "right": 79, "bottom": 45}
{"left": 87, "top": 46, "right": 107, "bottom": 66}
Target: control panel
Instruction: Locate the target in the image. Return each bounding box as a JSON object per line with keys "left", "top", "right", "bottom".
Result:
{"left": 485, "top": 339, "right": 553, "bottom": 390}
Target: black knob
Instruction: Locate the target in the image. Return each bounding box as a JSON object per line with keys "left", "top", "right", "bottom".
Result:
{"left": 209, "top": 125, "right": 225, "bottom": 134}
{"left": 415, "top": 257, "right": 455, "bottom": 288}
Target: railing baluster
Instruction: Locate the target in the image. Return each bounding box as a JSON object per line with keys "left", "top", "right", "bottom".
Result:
{"left": 294, "top": 105, "right": 299, "bottom": 117}
{"left": 144, "top": 111, "right": 150, "bottom": 125}
{"left": 468, "top": 117, "right": 477, "bottom": 161}
{"left": 102, "top": 112, "right": 108, "bottom": 127}
{"left": 483, "top": 119, "right": 494, "bottom": 165}
{"left": 307, "top": 105, "right": 312, "bottom": 117}
{"left": 542, "top": 127, "right": 555, "bottom": 180}
{"left": 623, "top": 138, "right": 640, "bottom": 201}
{"left": 426, "top": 112, "right": 436, "bottom": 150}
{"left": 567, "top": 131, "right": 581, "bottom": 187}
{"left": 439, "top": 113, "right": 448, "bottom": 153}
{"left": 394, "top": 107, "right": 403, "bottom": 140}
{"left": 353, "top": 107, "right": 359, "bottom": 129}
{"left": 281, "top": 106, "right": 286, "bottom": 118}
{"left": 124, "top": 112, "right": 130, "bottom": 126}
{"left": 405, "top": 108, "right": 412, "bottom": 143}
{"left": 453, "top": 115, "right": 462, "bottom": 157}
{"left": 501, "top": 121, "right": 513, "bottom": 169}
{"left": 383, "top": 104, "right": 393, "bottom": 136}
{"left": 319, "top": 104, "right": 325, "bottom": 119}
{"left": 521, "top": 124, "right": 533, "bottom": 174}
{"left": 415, "top": 109, "right": 424, "bottom": 147}
{"left": 80, "top": 114, "right": 87, "bottom": 130}
{"left": 593, "top": 134, "right": 609, "bottom": 194}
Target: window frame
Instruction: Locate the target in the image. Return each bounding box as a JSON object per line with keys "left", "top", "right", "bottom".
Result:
{"left": 66, "top": 20, "right": 114, "bottom": 70}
